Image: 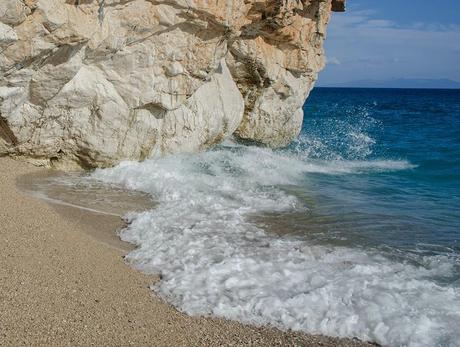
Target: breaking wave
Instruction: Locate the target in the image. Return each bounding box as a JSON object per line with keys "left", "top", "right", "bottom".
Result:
{"left": 84, "top": 89, "right": 460, "bottom": 347}
{"left": 90, "top": 137, "right": 459, "bottom": 346}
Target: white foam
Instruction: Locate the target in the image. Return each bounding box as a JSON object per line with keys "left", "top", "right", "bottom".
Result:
{"left": 92, "top": 145, "right": 457, "bottom": 347}
{"left": 302, "top": 159, "right": 416, "bottom": 174}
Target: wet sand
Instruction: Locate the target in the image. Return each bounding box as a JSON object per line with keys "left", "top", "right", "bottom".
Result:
{"left": 0, "top": 157, "right": 374, "bottom": 347}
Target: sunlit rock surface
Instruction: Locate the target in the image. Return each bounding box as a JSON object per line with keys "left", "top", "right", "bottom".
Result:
{"left": 0, "top": 0, "right": 343, "bottom": 168}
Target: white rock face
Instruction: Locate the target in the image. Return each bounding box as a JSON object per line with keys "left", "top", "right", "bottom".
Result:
{"left": 0, "top": 0, "right": 342, "bottom": 168}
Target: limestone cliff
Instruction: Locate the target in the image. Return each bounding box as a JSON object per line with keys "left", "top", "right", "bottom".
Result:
{"left": 0, "top": 0, "right": 344, "bottom": 169}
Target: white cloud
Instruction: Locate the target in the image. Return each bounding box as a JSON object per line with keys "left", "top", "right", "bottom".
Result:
{"left": 319, "top": 10, "right": 460, "bottom": 84}
{"left": 326, "top": 56, "right": 341, "bottom": 65}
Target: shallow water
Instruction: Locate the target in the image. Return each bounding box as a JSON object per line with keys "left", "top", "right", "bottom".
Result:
{"left": 17, "top": 171, "right": 154, "bottom": 251}
{"left": 17, "top": 170, "right": 153, "bottom": 217}
{"left": 40, "top": 88, "right": 460, "bottom": 346}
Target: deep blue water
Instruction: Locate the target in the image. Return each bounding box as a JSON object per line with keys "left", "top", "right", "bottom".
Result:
{"left": 295, "top": 88, "right": 460, "bottom": 258}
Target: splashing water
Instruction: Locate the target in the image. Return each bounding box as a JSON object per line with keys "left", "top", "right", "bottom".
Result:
{"left": 90, "top": 88, "right": 460, "bottom": 347}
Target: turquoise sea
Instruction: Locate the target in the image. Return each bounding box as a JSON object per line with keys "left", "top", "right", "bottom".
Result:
{"left": 70, "top": 87, "right": 460, "bottom": 346}
{"left": 295, "top": 87, "right": 460, "bottom": 258}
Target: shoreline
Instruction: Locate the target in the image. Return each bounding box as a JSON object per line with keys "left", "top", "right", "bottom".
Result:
{"left": 0, "top": 157, "right": 374, "bottom": 346}
{"left": 15, "top": 169, "right": 147, "bottom": 253}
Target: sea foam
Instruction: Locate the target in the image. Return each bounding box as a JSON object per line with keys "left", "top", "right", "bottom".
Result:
{"left": 92, "top": 143, "right": 459, "bottom": 347}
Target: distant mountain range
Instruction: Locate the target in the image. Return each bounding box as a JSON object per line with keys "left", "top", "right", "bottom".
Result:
{"left": 319, "top": 78, "right": 460, "bottom": 89}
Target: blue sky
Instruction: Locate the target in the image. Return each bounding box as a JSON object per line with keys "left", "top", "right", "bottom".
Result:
{"left": 317, "top": 0, "right": 460, "bottom": 85}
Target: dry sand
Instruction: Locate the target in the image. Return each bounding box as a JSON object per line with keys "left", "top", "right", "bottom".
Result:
{"left": 0, "top": 157, "right": 375, "bottom": 347}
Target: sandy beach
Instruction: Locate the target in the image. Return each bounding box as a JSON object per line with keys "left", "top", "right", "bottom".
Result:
{"left": 0, "top": 157, "right": 373, "bottom": 347}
